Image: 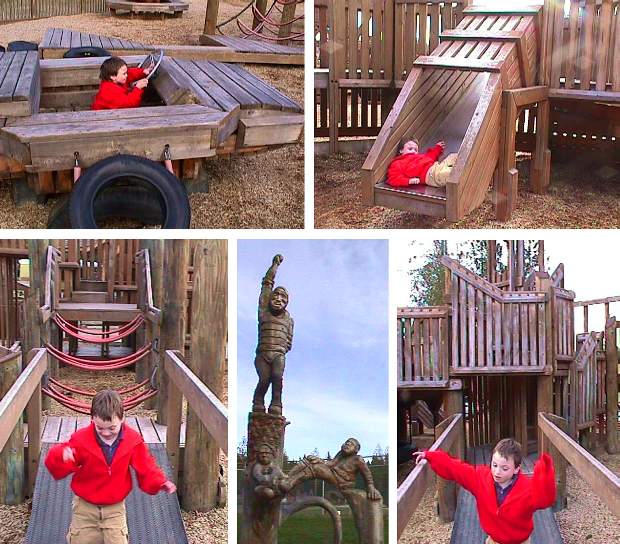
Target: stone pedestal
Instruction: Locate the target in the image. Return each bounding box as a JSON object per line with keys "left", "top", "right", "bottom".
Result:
{"left": 343, "top": 489, "right": 384, "bottom": 544}
{"left": 241, "top": 412, "right": 288, "bottom": 544}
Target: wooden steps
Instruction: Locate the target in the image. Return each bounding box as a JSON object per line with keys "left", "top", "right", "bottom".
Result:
{"left": 77, "top": 279, "right": 107, "bottom": 292}
{"left": 0, "top": 51, "right": 40, "bottom": 117}
{"left": 107, "top": 0, "right": 189, "bottom": 17}
{"left": 56, "top": 302, "right": 139, "bottom": 322}
{"left": 69, "top": 291, "right": 107, "bottom": 303}
{"left": 362, "top": 8, "right": 541, "bottom": 222}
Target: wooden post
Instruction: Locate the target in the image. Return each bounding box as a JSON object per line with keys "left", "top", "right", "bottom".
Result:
{"left": 605, "top": 318, "right": 618, "bottom": 454}
{"left": 0, "top": 348, "right": 24, "bottom": 504}
{"left": 182, "top": 240, "right": 227, "bottom": 510}
{"left": 540, "top": 413, "right": 567, "bottom": 511}
{"left": 437, "top": 387, "right": 463, "bottom": 522}
{"left": 537, "top": 240, "right": 545, "bottom": 272}
{"left": 28, "top": 240, "right": 52, "bottom": 411}
{"left": 25, "top": 349, "right": 42, "bottom": 496}
{"left": 530, "top": 99, "right": 551, "bottom": 193}
{"left": 203, "top": 0, "right": 221, "bottom": 36}
{"left": 496, "top": 92, "right": 518, "bottom": 221}
{"left": 278, "top": 0, "right": 297, "bottom": 41}
{"left": 537, "top": 375, "right": 554, "bottom": 454}
{"left": 328, "top": 0, "right": 344, "bottom": 153}
{"left": 253, "top": 0, "right": 268, "bottom": 30}
{"left": 156, "top": 241, "right": 188, "bottom": 425}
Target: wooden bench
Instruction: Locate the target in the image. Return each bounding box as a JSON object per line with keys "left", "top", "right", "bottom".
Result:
{"left": 2, "top": 104, "right": 232, "bottom": 171}
{"left": 0, "top": 51, "right": 41, "bottom": 117}
{"left": 107, "top": 0, "right": 189, "bottom": 17}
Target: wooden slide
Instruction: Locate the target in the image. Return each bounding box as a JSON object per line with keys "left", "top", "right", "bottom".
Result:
{"left": 361, "top": 6, "right": 542, "bottom": 222}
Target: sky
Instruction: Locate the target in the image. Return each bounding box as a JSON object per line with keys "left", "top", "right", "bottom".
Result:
{"left": 393, "top": 237, "right": 620, "bottom": 333}
{"left": 237, "top": 240, "right": 389, "bottom": 459}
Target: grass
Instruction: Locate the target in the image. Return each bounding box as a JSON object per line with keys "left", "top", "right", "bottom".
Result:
{"left": 238, "top": 506, "right": 389, "bottom": 544}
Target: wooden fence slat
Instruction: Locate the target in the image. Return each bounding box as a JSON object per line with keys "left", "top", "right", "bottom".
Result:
{"left": 404, "top": 318, "right": 412, "bottom": 381}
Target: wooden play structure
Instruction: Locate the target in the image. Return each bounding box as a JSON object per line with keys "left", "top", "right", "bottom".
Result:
{"left": 200, "top": 0, "right": 304, "bottom": 62}
{"left": 0, "top": 0, "right": 107, "bottom": 23}
{"left": 0, "top": 240, "right": 227, "bottom": 542}
{"left": 0, "top": 42, "right": 302, "bottom": 226}
{"left": 107, "top": 0, "right": 190, "bottom": 18}
{"left": 315, "top": 0, "right": 620, "bottom": 221}
{"left": 397, "top": 240, "right": 620, "bottom": 539}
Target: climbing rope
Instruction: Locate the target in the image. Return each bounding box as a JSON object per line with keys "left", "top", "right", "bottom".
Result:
{"left": 53, "top": 314, "right": 145, "bottom": 343}
{"left": 45, "top": 342, "right": 151, "bottom": 371}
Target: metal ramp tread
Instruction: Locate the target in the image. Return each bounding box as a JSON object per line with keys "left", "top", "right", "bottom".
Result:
{"left": 25, "top": 443, "right": 188, "bottom": 544}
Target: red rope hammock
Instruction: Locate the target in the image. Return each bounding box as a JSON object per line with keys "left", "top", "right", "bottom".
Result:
{"left": 43, "top": 383, "right": 158, "bottom": 415}
{"left": 54, "top": 314, "right": 144, "bottom": 340}
{"left": 45, "top": 343, "right": 151, "bottom": 371}
{"left": 47, "top": 376, "right": 151, "bottom": 397}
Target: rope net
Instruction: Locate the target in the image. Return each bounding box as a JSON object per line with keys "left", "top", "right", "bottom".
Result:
{"left": 53, "top": 314, "right": 145, "bottom": 343}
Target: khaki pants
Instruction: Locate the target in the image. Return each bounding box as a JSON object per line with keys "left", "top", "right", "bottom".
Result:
{"left": 67, "top": 496, "right": 129, "bottom": 544}
{"left": 485, "top": 537, "right": 531, "bottom": 544}
{"left": 426, "top": 153, "right": 458, "bottom": 187}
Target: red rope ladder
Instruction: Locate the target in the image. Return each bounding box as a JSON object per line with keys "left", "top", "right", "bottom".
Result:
{"left": 53, "top": 314, "right": 145, "bottom": 343}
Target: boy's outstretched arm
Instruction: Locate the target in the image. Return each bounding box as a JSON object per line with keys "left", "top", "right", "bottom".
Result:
{"left": 531, "top": 453, "right": 556, "bottom": 509}
{"left": 130, "top": 442, "right": 171, "bottom": 494}
{"left": 45, "top": 443, "right": 80, "bottom": 480}
{"left": 414, "top": 449, "right": 480, "bottom": 495}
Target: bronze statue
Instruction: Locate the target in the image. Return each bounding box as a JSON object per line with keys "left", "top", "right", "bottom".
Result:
{"left": 250, "top": 444, "right": 290, "bottom": 500}
{"left": 252, "top": 255, "right": 294, "bottom": 415}
{"left": 288, "top": 438, "right": 382, "bottom": 501}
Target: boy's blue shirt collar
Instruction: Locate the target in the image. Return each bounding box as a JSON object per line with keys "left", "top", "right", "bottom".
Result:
{"left": 494, "top": 472, "right": 519, "bottom": 506}
{"left": 94, "top": 423, "right": 125, "bottom": 465}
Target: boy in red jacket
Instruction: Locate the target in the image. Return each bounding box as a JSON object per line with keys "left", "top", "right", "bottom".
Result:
{"left": 413, "top": 438, "right": 555, "bottom": 544}
{"left": 45, "top": 390, "right": 176, "bottom": 544}
{"left": 386, "top": 139, "right": 458, "bottom": 188}
{"left": 92, "top": 57, "right": 152, "bottom": 110}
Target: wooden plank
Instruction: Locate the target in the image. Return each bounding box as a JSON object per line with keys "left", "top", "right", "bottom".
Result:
{"left": 42, "top": 415, "right": 61, "bottom": 443}
{"left": 57, "top": 416, "right": 77, "bottom": 443}
{"left": 467, "top": 283, "right": 475, "bottom": 367}
{"left": 136, "top": 416, "right": 160, "bottom": 443}
{"left": 595, "top": 0, "right": 613, "bottom": 91}
{"left": 414, "top": 56, "right": 503, "bottom": 71}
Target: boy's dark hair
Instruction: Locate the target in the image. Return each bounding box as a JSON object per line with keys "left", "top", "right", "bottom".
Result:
{"left": 399, "top": 136, "right": 420, "bottom": 149}
{"left": 91, "top": 390, "right": 124, "bottom": 421}
{"left": 100, "top": 57, "right": 127, "bottom": 81}
{"left": 493, "top": 438, "right": 522, "bottom": 467}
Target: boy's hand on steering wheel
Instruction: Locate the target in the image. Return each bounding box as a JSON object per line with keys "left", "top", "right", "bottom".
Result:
{"left": 135, "top": 78, "right": 149, "bottom": 90}
{"left": 143, "top": 60, "right": 155, "bottom": 76}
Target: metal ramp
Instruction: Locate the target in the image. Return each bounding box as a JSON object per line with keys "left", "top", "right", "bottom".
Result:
{"left": 25, "top": 443, "right": 188, "bottom": 544}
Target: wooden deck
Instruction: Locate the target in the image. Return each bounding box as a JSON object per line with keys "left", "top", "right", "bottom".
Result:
{"left": 41, "top": 28, "right": 303, "bottom": 65}
{"left": 108, "top": 0, "right": 189, "bottom": 17}
{"left": 56, "top": 302, "right": 140, "bottom": 322}
{"left": 200, "top": 34, "right": 303, "bottom": 57}
{"left": 25, "top": 416, "right": 186, "bottom": 446}
{"left": 0, "top": 51, "right": 40, "bottom": 117}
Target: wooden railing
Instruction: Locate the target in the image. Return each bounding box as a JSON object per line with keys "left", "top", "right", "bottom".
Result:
{"left": 397, "top": 413, "right": 463, "bottom": 537}
{"left": 164, "top": 350, "right": 228, "bottom": 482}
{"left": 543, "top": 0, "right": 620, "bottom": 92}
{"left": 538, "top": 412, "right": 620, "bottom": 517}
{"left": 40, "top": 246, "right": 61, "bottom": 324}
{"left": 397, "top": 306, "right": 450, "bottom": 386}
{"left": 135, "top": 249, "right": 160, "bottom": 324}
{"left": 443, "top": 257, "right": 549, "bottom": 373}
{"left": 0, "top": 348, "right": 47, "bottom": 495}
{"left": 575, "top": 295, "right": 620, "bottom": 333}
{"left": 394, "top": 0, "right": 466, "bottom": 81}
{"left": 553, "top": 286, "right": 575, "bottom": 362}
{"left": 571, "top": 331, "right": 605, "bottom": 434}
{"left": 0, "top": 0, "right": 107, "bottom": 22}
{"left": 0, "top": 240, "right": 28, "bottom": 257}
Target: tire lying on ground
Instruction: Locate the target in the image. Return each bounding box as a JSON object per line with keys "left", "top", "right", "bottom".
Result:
{"left": 0, "top": 46, "right": 5, "bottom": 53}
{"left": 63, "top": 46, "right": 111, "bottom": 58}
{"left": 69, "top": 155, "right": 191, "bottom": 229}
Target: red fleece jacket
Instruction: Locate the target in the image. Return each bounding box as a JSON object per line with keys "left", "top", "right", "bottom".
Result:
{"left": 45, "top": 422, "right": 167, "bottom": 505}
{"left": 386, "top": 144, "right": 443, "bottom": 187}
{"left": 424, "top": 450, "right": 555, "bottom": 544}
{"left": 92, "top": 67, "right": 147, "bottom": 110}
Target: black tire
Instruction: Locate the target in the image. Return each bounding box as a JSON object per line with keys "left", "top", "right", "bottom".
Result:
{"left": 7, "top": 41, "right": 38, "bottom": 52}
{"left": 69, "top": 154, "right": 191, "bottom": 229}
{"left": 63, "top": 46, "right": 110, "bottom": 58}
{"left": 0, "top": 46, "right": 5, "bottom": 53}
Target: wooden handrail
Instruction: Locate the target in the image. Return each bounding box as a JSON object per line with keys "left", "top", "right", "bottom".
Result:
{"left": 574, "top": 332, "right": 598, "bottom": 370}
{"left": 40, "top": 246, "right": 61, "bottom": 323}
{"left": 538, "top": 412, "right": 620, "bottom": 518}
{"left": 0, "top": 348, "right": 46, "bottom": 451}
{"left": 575, "top": 295, "right": 620, "bottom": 307}
{"left": 164, "top": 349, "right": 227, "bottom": 453}
{"left": 397, "top": 413, "right": 463, "bottom": 537}
{"left": 136, "top": 249, "right": 161, "bottom": 323}
{"left": 550, "top": 263, "right": 564, "bottom": 287}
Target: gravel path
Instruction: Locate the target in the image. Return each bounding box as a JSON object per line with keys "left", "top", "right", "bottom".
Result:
{"left": 0, "top": 0, "right": 304, "bottom": 229}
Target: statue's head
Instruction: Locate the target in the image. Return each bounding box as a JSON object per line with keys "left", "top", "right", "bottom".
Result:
{"left": 341, "top": 438, "right": 361, "bottom": 456}
{"left": 256, "top": 444, "right": 274, "bottom": 465}
{"left": 269, "top": 286, "right": 289, "bottom": 313}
